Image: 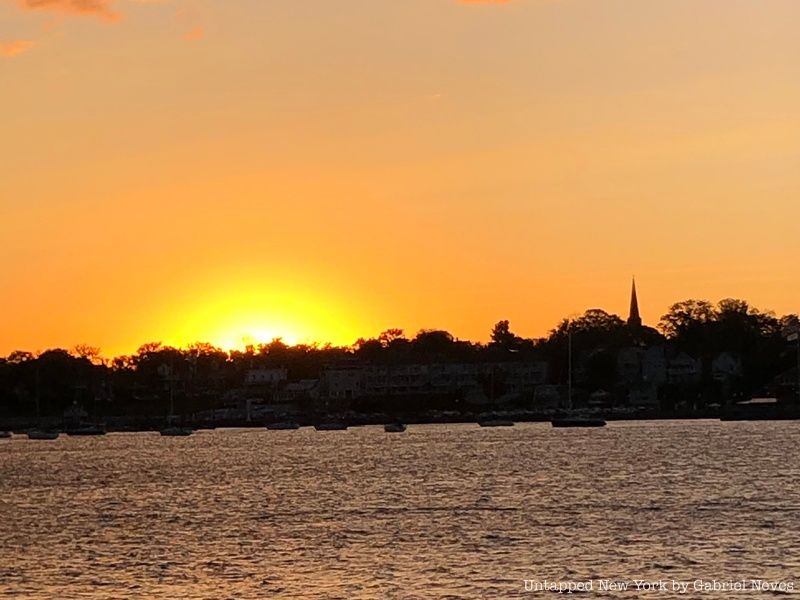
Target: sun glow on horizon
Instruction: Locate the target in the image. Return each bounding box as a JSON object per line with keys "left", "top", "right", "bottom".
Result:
{"left": 153, "top": 281, "right": 363, "bottom": 354}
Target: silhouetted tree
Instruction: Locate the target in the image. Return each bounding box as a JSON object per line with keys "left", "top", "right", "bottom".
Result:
{"left": 1, "top": 297, "right": 798, "bottom": 422}
{"left": 412, "top": 329, "right": 456, "bottom": 356}
{"left": 7, "top": 350, "right": 35, "bottom": 364}
{"left": 658, "top": 299, "right": 715, "bottom": 339}
{"left": 72, "top": 344, "right": 102, "bottom": 364}
{"left": 379, "top": 328, "right": 405, "bottom": 347}
{"left": 490, "top": 320, "right": 521, "bottom": 351}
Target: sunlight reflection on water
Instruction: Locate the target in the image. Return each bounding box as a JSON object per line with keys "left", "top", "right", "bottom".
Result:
{"left": 1, "top": 421, "right": 799, "bottom": 598}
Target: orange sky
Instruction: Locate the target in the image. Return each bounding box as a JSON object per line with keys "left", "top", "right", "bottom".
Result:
{"left": 1, "top": 0, "right": 799, "bottom": 357}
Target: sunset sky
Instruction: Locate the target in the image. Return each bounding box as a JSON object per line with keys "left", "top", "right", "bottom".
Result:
{"left": 2, "top": 0, "right": 799, "bottom": 357}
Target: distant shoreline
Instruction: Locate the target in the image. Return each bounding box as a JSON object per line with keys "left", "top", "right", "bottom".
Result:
{"left": 4, "top": 405, "right": 800, "bottom": 434}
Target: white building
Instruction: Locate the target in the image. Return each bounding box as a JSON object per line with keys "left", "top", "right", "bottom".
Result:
{"left": 244, "top": 367, "right": 288, "bottom": 386}
{"left": 275, "top": 379, "right": 319, "bottom": 403}
{"left": 618, "top": 345, "right": 667, "bottom": 385}
{"left": 617, "top": 347, "right": 642, "bottom": 383}
{"left": 712, "top": 352, "right": 742, "bottom": 382}
{"left": 667, "top": 353, "right": 701, "bottom": 384}
{"left": 319, "top": 361, "right": 548, "bottom": 400}
{"left": 320, "top": 366, "right": 364, "bottom": 399}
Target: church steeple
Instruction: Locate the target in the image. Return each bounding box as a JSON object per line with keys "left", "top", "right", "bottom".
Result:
{"left": 628, "top": 277, "right": 642, "bottom": 327}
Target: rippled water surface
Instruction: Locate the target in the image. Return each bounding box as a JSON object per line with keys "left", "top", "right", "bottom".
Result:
{"left": 2, "top": 421, "right": 799, "bottom": 598}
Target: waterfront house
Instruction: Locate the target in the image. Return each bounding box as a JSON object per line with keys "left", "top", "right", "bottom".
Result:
{"left": 244, "top": 368, "right": 288, "bottom": 386}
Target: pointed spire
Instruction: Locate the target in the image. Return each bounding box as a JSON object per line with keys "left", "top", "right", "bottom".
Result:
{"left": 628, "top": 277, "right": 642, "bottom": 327}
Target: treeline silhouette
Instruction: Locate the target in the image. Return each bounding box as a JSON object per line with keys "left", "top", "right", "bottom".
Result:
{"left": 1, "top": 298, "right": 798, "bottom": 421}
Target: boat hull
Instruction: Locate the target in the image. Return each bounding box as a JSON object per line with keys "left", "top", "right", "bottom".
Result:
{"left": 314, "top": 423, "right": 348, "bottom": 431}
{"left": 65, "top": 427, "right": 106, "bottom": 436}
{"left": 160, "top": 427, "right": 192, "bottom": 436}
{"left": 267, "top": 423, "right": 301, "bottom": 430}
{"left": 27, "top": 431, "right": 60, "bottom": 440}
{"left": 551, "top": 419, "right": 607, "bottom": 428}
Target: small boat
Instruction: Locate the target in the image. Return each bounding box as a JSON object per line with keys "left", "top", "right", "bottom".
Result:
{"left": 160, "top": 426, "right": 193, "bottom": 436}
{"left": 27, "top": 430, "right": 60, "bottom": 440}
{"left": 551, "top": 418, "right": 607, "bottom": 428}
{"left": 267, "top": 422, "right": 301, "bottom": 430}
{"left": 0, "top": 431, "right": 12, "bottom": 439}
{"left": 384, "top": 423, "right": 406, "bottom": 433}
{"left": 551, "top": 322, "right": 605, "bottom": 429}
{"left": 314, "top": 423, "right": 348, "bottom": 431}
{"left": 65, "top": 425, "right": 106, "bottom": 436}
{"left": 478, "top": 419, "right": 515, "bottom": 427}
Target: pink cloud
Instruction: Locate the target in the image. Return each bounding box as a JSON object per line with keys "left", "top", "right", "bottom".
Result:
{"left": 183, "top": 25, "right": 204, "bottom": 41}
{"left": 16, "top": 0, "right": 120, "bottom": 21}
{"left": 176, "top": 7, "right": 204, "bottom": 42}
{"left": 0, "top": 39, "right": 35, "bottom": 57}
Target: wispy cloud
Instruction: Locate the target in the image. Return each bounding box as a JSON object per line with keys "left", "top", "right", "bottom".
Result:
{"left": 176, "top": 6, "right": 204, "bottom": 42}
{"left": 183, "top": 25, "right": 203, "bottom": 41}
{"left": 0, "top": 39, "right": 35, "bottom": 57}
{"left": 15, "top": 0, "right": 119, "bottom": 21}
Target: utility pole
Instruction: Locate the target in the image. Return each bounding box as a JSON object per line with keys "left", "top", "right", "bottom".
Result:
{"left": 788, "top": 331, "right": 800, "bottom": 404}
{"left": 796, "top": 333, "right": 800, "bottom": 405}
{"left": 567, "top": 321, "right": 573, "bottom": 412}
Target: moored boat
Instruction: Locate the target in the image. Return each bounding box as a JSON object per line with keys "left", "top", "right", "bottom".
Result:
{"left": 160, "top": 426, "right": 192, "bottom": 436}
{"left": 27, "top": 430, "right": 60, "bottom": 440}
{"left": 0, "top": 431, "right": 12, "bottom": 439}
{"left": 478, "top": 419, "right": 514, "bottom": 427}
{"left": 267, "top": 422, "right": 301, "bottom": 430}
{"left": 65, "top": 425, "right": 106, "bottom": 436}
{"left": 314, "top": 423, "right": 348, "bottom": 431}
{"left": 384, "top": 423, "right": 406, "bottom": 433}
{"left": 551, "top": 418, "right": 606, "bottom": 428}
{"left": 551, "top": 318, "right": 606, "bottom": 429}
